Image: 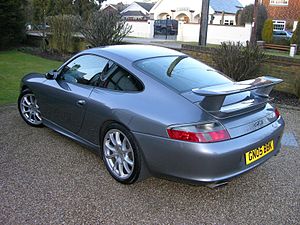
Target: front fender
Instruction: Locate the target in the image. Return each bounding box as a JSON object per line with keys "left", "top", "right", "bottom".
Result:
{"left": 20, "top": 73, "right": 46, "bottom": 93}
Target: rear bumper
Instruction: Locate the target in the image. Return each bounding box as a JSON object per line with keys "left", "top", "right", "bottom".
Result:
{"left": 133, "top": 117, "right": 285, "bottom": 183}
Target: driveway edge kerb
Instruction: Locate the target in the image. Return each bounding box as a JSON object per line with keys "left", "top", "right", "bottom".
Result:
{"left": 0, "top": 102, "right": 17, "bottom": 108}
{"left": 0, "top": 103, "right": 16, "bottom": 109}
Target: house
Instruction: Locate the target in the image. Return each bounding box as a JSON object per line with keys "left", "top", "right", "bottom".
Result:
{"left": 102, "top": 2, "right": 127, "bottom": 14}
{"left": 121, "top": 2, "right": 156, "bottom": 21}
{"left": 150, "top": 0, "right": 243, "bottom": 25}
{"left": 102, "top": 4, "right": 119, "bottom": 13}
{"left": 260, "top": 0, "right": 300, "bottom": 31}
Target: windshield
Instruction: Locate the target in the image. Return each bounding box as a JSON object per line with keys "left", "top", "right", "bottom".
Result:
{"left": 135, "top": 56, "right": 231, "bottom": 92}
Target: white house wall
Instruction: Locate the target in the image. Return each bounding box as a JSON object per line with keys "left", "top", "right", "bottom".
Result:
{"left": 177, "top": 22, "right": 252, "bottom": 44}
{"left": 127, "top": 21, "right": 152, "bottom": 38}
{"left": 150, "top": 0, "right": 206, "bottom": 21}
{"left": 151, "top": 0, "right": 241, "bottom": 24}
{"left": 212, "top": 14, "right": 237, "bottom": 25}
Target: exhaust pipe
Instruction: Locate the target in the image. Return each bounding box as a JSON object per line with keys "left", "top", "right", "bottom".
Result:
{"left": 206, "top": 180, "right": 229, "bottom": 189}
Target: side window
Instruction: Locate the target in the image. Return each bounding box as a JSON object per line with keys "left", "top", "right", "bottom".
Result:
{"left": 103, "top": 66, "right": 143, "bottom": 92}
{"left": 60, "top": 55, "right": 110, "bottom": 86}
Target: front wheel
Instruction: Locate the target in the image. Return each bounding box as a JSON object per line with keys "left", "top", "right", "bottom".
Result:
{"left": 102, "top": 123, "right": 141, "bottom": 184}
{"left": 18, "top": 89, "right": 43, "bottom": 127}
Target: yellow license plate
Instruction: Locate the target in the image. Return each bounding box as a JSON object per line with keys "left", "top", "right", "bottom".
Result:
{"left": 245, "top": 140, "right": 274, "bottom": 165}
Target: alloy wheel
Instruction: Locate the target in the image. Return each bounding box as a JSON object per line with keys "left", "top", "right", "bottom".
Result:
{"left": 20, "top": 93, "right": 42, "bottom": 125}
{"left": 103, "top": 129, "right": 135, "bottom": 179}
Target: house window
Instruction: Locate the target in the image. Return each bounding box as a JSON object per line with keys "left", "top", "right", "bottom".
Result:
{"left": 224, "top": 20, "right": 234, "bottom": 26}
{"left": 273, "top": 20, "right": 286, "bottom": 30}
{"left": 270, "top": 0, "right": 288, "bottom": 5}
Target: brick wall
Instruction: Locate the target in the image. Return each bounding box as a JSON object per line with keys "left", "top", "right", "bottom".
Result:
{"left": 261, "top": 0, "right": 300, "bottom": 24}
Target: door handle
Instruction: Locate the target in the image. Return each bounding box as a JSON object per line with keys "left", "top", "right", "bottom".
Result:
{"left": 76, "top": 99, "right": 86, "bottom": 106}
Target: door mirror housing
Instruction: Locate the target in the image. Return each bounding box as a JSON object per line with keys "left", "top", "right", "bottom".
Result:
{"left": 45, "top": 69, "right": 58, "bottom": 80}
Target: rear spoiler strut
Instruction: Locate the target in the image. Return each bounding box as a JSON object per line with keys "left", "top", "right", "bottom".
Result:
{"left": 192, "top": 76, "right": 283, "bottom": 112}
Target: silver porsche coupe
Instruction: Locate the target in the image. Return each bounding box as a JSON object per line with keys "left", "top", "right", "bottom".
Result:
{"left": 18, "top": 45, "right": 285, "bottom": 186}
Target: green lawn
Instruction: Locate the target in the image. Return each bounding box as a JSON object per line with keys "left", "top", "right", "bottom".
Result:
{"left": 0, "top": 50, "right": 62, "bottom": 105}
{"left": 264, "top": 49, "right": 300, "bottom": 59}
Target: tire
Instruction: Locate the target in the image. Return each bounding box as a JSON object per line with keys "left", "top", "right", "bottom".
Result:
{"left": 18, "top": 89, "right": 43, "bottom": 127}
{"left": 102, "top": 123, "right": 141, "bottom": 184}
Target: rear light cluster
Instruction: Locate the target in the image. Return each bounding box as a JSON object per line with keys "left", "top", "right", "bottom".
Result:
{"left": 167, "top": 122, "right": 230, "bottom": 143}
{"left": 275, "top": 108, "right": 280, "bottom": 119}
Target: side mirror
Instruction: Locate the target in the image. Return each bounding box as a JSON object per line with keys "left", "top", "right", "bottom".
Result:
{"left": 45, "top": 69, "right": 58, "bottom": 80}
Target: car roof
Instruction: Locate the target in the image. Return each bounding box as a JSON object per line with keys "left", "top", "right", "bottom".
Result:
{"left": 82, "top": 44, "right": 185, "bottom": 62}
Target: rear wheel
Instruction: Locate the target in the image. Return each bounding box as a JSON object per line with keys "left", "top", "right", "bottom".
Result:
{"left": 102, "top": 123, "right": 141, "bottom": 184}
{"left": 18, "top": 89, "right": 43, "bottom": 127}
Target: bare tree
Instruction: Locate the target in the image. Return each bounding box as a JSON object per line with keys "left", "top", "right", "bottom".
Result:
{"left": 212, "top": 42, "right": 265, "bottom": 81}
{"left": 79, "top": 10, "right": 132, "bottom": 47}
{"left": 48, "top": 15, "right": 79, "bottom": 53}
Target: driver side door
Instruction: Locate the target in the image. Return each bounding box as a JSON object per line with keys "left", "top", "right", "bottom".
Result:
{"left": 38, "top": 54, "right": 109, "bottom": 134}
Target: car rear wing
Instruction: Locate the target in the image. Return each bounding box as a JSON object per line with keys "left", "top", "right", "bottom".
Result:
{"left": 192, "top": 76, "right": 283, "bottom": 113}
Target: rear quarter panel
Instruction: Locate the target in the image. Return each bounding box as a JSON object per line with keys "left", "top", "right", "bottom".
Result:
{"left": 79, "top": 66, "right": 215, "bottom": 145}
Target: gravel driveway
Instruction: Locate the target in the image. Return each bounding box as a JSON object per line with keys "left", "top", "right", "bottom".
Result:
{"left": 0, "top": 105, "right": 299, "bottom": 224}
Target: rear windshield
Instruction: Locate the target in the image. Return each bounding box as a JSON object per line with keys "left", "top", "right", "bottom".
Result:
{"left": 134, "top": 56, "right": 231, "bottom": 92}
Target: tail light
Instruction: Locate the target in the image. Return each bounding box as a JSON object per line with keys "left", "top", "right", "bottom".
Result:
{"left": 167, "top": 122, "right": 230, "bottom": 143}
{"left": 275, "top": 108, "right": 280, "bottom": 118}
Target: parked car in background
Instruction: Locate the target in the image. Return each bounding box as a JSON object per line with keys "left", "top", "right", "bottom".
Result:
{"left": 36, "top": 23, "right": 50, "bottom": 31}
{"left": 154, "top": 19, "right": 178, "bottom": 35}
{"left": 25, "top": 23, "right": 32, "bottom": 31}
{"left": 273, "top": 30, "right": 293, "bottom": 40}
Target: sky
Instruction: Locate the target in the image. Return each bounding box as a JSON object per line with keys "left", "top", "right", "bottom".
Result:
{"left": 102, "top": 0, "right": 255, "bottom": 7}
